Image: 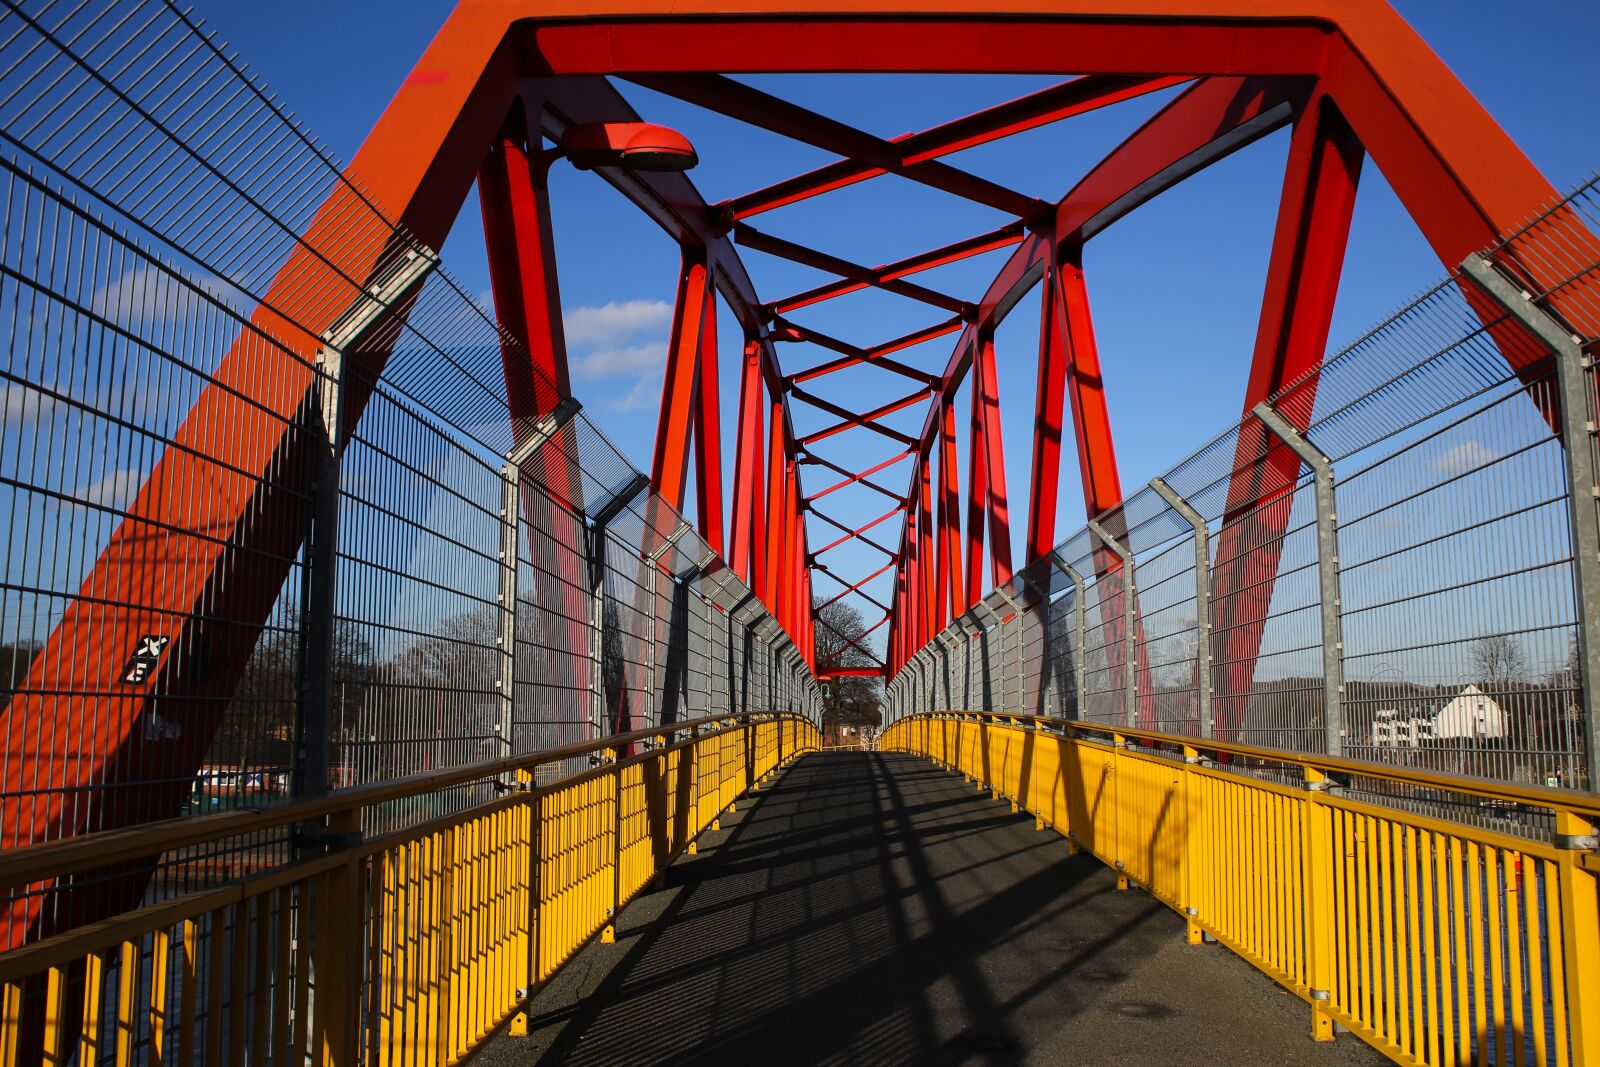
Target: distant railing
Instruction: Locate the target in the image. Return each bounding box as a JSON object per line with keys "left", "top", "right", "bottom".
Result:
{"left": 0, "top": 710, "right": 818, "bottom": 1064}
{"left": 884, "top": 711, "right": 1600, "bottom": 1067}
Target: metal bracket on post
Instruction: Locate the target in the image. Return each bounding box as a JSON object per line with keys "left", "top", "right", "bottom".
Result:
{"left": 295, "top": 244, "right": 438, "bottom": 851}
{"left": 1461, "top": 255, "right": 1600, "bottom": 789}
{"left": 1050, "top": 551, "right": 1088, "bottom": 720}
{"left": 1150, "top": 477, "right": 1214, "bottom": 739}
{"left": 508, "top": 395, "right": 582, "bottom": 469}
{"left": 1252, "top": 401, "right": 1345, "bottom": 757}
{"left": 584, "top": 473, "right": 651, "bottom": 750}
{"left": 1088, "top": 521, "right": 1138, "bottom": 728}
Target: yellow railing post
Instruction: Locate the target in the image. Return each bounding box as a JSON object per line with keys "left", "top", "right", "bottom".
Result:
{"left": 510, "top": 778, "right": 539, "bottom": 1037}
{"left": 1302, "top": 765, "right": 1336, "bottom": 1042}
{"left": 1555, "top": 809, "right": 1600, "bottom": 1061}
{"left": 605, "top": 744, "right": 624, "bottom": 945}
{"left": 1111, "top": 732, "right": 1128, "bottom": 890}
{"left": 1181, "top": 744, "right": 1203, "bottom": 945}
{"left": 316, "top": 809, "right": 365, "bottom": 1067}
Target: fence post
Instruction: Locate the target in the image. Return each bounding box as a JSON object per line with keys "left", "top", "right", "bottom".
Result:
{"left": 1300, "top": 764, "right": 1337, "bottom": 1041}
{"left": 1087, "top": 522, "right": 1137, "bottom": 729}
{"left": 1252, "top": 402, "right": 1345, "bottom": 756}
{"left": 1050, "top": 552, "right": 1088, "bottom": 720}
{"left": 994, "top": 588, "right": 1022, "bottom": 715}
{"left": 1461, "top": 256, "right": 1600, "bottom": 788}
{"left": 1150, "top": 477, "right": 1214, "bottom": 739}
{"left": 1553, "top": 808, "right": 1600, "bottom": 1059}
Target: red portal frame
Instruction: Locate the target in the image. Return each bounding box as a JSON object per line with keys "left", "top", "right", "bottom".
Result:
{"left": 2, "top": 0, "right": 1582, "bottom": 951}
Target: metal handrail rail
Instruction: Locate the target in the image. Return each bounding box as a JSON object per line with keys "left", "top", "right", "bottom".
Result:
{"left": 0, "top": 710, "right": 809, "bottom": 890}
{"left": 906, "top": 710, "right": 1600, "bottom": 820}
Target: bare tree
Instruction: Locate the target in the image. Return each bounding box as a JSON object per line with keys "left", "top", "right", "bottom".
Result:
{"left": 1470, "top": 634, "right": 1528, "bottom": 688}
{"left": 813, "top": 596, "right": 882, "bottom": 741}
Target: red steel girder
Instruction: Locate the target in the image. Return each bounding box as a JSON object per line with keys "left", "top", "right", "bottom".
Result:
{"left": 630, "top": 73, "right": 1049, "bottom": 219}
{"left": 728, "top": 339, "right": 766, "bottom": 586}
{"left": 1210, "top": 94, "right": 1364, "bottom": 741}
{"left": 816, "top": 612, "right": 889, "bottom": 669}
{"left": 803, "top": 451, "right": 907, "bottom": 505}
{"left": 789, "top": 383, "right": 920, "bottom": 448}
{"left": 784, "top": 318, "right": 958, "bottom": 386}
{"left": 731, "top": 75, "right": 1189, "bottom": 220}
{"left": 936, "top": 394, "right": 964, "bottom": 622}
{"left": 774, "top": 226, "right": 1023, "bottom": 314}
{"left": 1055, "top": 242, "right": 1124, "bottom": 519}
{"left": 798, "top": 386, "right": 933, "bottom": 447}
{"left": 815, "top": 560, "right": 894, "bottom": 614}
{"left": 693, "top": 269, "right": 725, "bottom": 553}
{"left": 807, "top": 452, "right": 913, "bottom": 503}
{"left": 974, "top": 332, "right": 1014, "bottom": 588}
{"left": 736, "top": 223, "right": 969, "bottom": 316}
{"left": 812, "top": 508, "right": 902, "bottom": 559}
{"left": 651, "top": 254, "right": 710, "bottom": 511}
{"left": 810, "top": 505, "right": 901, "bottom": 559}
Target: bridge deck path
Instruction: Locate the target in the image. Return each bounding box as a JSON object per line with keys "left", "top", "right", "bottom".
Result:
{"left": 482, "top": 751, "right": 1384, "bottom": 1067}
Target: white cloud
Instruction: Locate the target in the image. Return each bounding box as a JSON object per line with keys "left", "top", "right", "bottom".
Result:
{"left": 76, "top": 468, "right": 143, "bottom": 510}
{"left": 90, "top": 265, "right": 232, "bottom": 327}
{"left": 564, "top": 299, "right": 672, "bottom": 347}
{"left": 606, "top": 378, "right": 660, "bottom": 413}
{"left": 571, "top": 343, "right": 666, "bottom": 380}
{"left": 2, "top": 382, "right": 58, "bottom": 425}
{"left": 1432, "top": 440, "right": 1500, "bottom": 477}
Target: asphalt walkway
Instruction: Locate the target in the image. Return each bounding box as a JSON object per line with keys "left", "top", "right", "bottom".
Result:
{"left": 481, "top": 750, "right": 1385, "bottom": 1067}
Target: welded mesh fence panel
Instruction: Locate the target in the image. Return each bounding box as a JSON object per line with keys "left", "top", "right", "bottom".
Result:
{"left": 891, "top": 175, "right": 1600, "bottom": 791}
{"left": 1130, "top": 535, "right": 1202, "bottom": 734}
{"left": 0, "top": 0, "right": 819, "bottom": 951}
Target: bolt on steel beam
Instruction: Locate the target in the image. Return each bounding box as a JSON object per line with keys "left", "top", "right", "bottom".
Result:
{"left": 1150, "top": 476, "right": 1215, "bottom": 739}
{"left": 1251, "top": 401, "right": 1346, "bottom": 757}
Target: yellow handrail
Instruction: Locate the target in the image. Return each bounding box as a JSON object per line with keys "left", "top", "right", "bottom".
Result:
{"left": 884, "top": 711, "right": 1600, "bottom": 1067}
{"left": 0, "top": 712, "right": 820, "bottom": 1066}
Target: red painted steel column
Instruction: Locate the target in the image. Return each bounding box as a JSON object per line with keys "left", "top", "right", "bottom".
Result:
{"left": 975, "top": 331, "right": 1014, "bottom": 588}
{"left": 937, "top": 394, "right": 963, "bottom": 627}
{"left": 651, "top": 253, "right": 709, "bottom": 511}
{"left": 1054, "top": 242, "right": 1124, "bottom": 519}
{"left": 480, "top": 129, "right": 571, "bottom": 424}
{"left": 1210, "top": 95, "right": 1363, "bottom": 741}
{"left": 919, "top": 456, "right": 937, "bottom": 643}
{"left": 693, "top": 275, "right": 725, "bottom": 554}
{"left": 1027, "top": 263, "right": 1067, "bottom": 562}
{"left": 964, "top": 346, "right": 989, "bottom": 611}
{"left": 729, "top": 339, "right": 765, "bottom": 585}
{"left": 766, "top": 393, "right": 787, "bottom": 615}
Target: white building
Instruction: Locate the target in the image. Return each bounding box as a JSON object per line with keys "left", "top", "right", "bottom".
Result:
{"left": 1431, "top": 684, "right": 1507, "bottom": 741}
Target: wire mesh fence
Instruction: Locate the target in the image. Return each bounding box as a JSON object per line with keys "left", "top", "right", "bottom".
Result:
{"left": 0, "top": 0, "right": 817, "bottom": 952}
{"left": 889, "top": 173, "right": 1600, "bottom": 794}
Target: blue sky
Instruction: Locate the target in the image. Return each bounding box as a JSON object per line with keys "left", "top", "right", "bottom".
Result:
{"left": 197, "top": 0, "right": 1599, "bottom": 641}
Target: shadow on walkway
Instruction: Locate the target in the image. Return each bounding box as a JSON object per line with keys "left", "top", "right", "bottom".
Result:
{"left": 480, "top": 751, "right": 1384, "bottom": 1067}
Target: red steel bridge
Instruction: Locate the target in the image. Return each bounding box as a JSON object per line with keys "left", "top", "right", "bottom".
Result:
{"left": 0, "top": 1, "right": 1598, "bottom": 1065}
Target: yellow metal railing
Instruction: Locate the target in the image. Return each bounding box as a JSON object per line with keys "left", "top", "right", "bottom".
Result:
{"left": 883, "top": 712, "right": 1600, "bottom": 1067}
{"left": 0, "top": 712, "right": 818, "bottom": 1066}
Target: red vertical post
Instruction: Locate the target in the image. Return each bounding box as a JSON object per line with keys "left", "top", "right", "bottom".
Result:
{"left": 1027, "top": 264, "right": 1067, "bottom": 563}
{"left": 1054, "top": 242, "right": 1124, "bottom": 519}
{"left": 919, "top": 456, "right": 937, "bottom": 643}
{"left": 479, "top": 127, "right": 570, "bottom": 425}
{"left": 693, "top": 275, "right": 725, "bottom": 554}
{"left": 729, "top": 339, "right": 765, "bottom": 585}
{"left": 651, "top": 253, "right": 709, "bottom": 511}
{"left": 975, "top": 331, "right": 1014, "bottom": 588}
{"left": 765, "top": 393, "right": 788, "bottom": 615}
{"left": 787, "top": 460, "right": 803, "bottom": 639}
{"left": 964, "top": 348, "right": 989, "bottom": 611}
{"left": 1210, "top": 95, "right": 1363, "bottom": 741}
{"left": 937, "top": 394, "right": 963, "bottom": 627}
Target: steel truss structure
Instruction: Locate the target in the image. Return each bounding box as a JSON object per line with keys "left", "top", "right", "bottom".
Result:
{"left": 4, "top": 0, "right": 1600, "bottom": 957}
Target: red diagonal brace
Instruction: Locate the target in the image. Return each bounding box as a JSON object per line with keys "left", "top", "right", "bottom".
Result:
{"left": 630, "top": 73, "right": 1046, "bottom": 218}
{"left": 799, "top": 386, "right": 933, "bottom": 447}
{"left": 806, "top": 451, "right": 913, "bottom": 502}
{"left": 736, "top": 223, "right": 969, "bottom": 316}
{"left": 729, "top": 75, "right": 1187, "bottom": 219}
{"left": 789, "top": 384, "right": 919, "bottom": 448}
